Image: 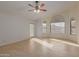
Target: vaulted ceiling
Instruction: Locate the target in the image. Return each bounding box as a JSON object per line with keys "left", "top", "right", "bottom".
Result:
{"left": 0, "top": 1, "right": 78, "bottom": 20}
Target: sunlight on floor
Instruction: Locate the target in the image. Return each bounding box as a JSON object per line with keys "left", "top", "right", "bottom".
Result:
{"left": 30, "top": 38, "right": 69, "bottom": 56}
{"left": 50, "top": 39, "right": 79, "bottom": 47}
{"left": 31, "top": 38, "right": 79, "bottom": 48}
{"left": 31, "top": 38, "right": 53, "bottom": 48}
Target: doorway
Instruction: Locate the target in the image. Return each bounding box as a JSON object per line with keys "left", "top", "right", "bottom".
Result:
{"left": 30, "top": 24, "right": 35, "bottom": 38}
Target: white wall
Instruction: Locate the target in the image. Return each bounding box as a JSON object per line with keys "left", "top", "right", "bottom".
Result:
{"left": 0, "top": 13, "right": 31, "bottom": 46}
{"left": 35, "top": 20, "right": 43, "bottom": 38}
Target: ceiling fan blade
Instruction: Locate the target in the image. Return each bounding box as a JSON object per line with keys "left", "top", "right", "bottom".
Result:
{"left": 40, "top": 3, "right": 45, "bottom": 7}
{"left": 28, "top": 4, "right": 34, "bottom": 7}
{"left": 40, "top": 9, "right": 47, "bottom": 11}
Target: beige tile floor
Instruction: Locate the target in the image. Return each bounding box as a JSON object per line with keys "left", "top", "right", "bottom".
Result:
{"left": 0, "top": 38, "right": 79, "bottom": 57}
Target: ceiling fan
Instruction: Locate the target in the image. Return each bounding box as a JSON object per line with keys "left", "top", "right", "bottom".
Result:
{"left": 28, "top": 1, "right": 47, "bottom": 13}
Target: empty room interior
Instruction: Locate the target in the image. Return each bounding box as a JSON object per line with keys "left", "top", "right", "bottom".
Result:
{"left": 1, "top": 1, "right": 79, "bottom": 57}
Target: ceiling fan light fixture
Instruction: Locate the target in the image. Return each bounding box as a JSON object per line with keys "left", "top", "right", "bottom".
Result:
{"left": 34, "top": 9, "right": 40, "bottom": 13}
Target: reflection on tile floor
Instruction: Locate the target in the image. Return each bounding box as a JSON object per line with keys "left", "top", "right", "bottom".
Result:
{"left": 0, "top": 38, "right": 79, "bottom": 57}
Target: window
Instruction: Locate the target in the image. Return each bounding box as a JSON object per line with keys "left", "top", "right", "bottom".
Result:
{"left": 70, "top": 18, "right": 76, "bottom": 35}
{"left": 42, "top": 23, "right": 47, "bottom": 33}
{"left": 51, "top": 22, "right": 65, "bottom": 33}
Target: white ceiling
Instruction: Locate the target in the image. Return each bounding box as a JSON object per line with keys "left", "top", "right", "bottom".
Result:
{"left": 0, "top": 1, "right": 78, "bottom": 20}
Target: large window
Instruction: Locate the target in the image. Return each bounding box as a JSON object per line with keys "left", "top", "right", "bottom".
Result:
{"left": 51, "top": 22, "right": 65, "bottom": 33}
